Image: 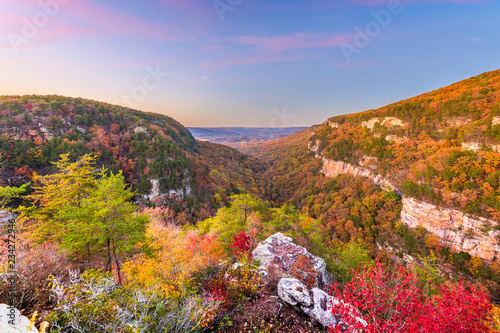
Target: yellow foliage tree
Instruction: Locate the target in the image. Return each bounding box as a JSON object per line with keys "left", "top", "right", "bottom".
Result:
{"left": 124, "top": 221, "right": 224, "bottom": 297}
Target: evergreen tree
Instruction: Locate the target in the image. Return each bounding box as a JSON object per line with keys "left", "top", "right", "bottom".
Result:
{"left": 18, "top": 154, "right": 147, "bottom": 284}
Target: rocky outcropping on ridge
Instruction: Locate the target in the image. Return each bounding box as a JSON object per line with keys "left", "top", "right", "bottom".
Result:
{"left": 310, "top": 141, "right": 500, "bottom": 262}
{"left": 252, "top": 233, "right": 330, "bottom": 289}
{"left": 401, "top": 197, "right": 500, "bottom": 262}
{"left": 253, "top": 233, "right": 366, "bottom": 330}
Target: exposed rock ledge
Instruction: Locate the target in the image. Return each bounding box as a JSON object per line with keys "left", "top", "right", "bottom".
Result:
{"left": 253, "top": 233, "right": 365, "bottom": 330}
{"left": 320, "top": 155, "right": 400, "bottom": 195}
{"left": 401, "top": 197, "right": 500, "bottom": 262}
{"left": 277, "top": 278, "right": 366, "bottom": 330}
{"left": 310, "top": 144, "right": 500, "bottom": 262}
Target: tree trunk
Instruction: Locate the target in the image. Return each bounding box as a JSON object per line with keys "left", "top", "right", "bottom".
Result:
{"left": 86, "top": 242, "right": 91, "bottom": 263}
{"left": 111, "top": 239, "right": 122, "bottom": 285}
{"left": 105, "top": 237, "right": 111, "bottom": 272}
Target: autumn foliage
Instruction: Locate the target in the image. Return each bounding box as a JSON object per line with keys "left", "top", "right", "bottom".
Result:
{"left": 330, "top": 260, "right": 492, "bottom": 333}
{"left": 123, "top": 217, "right": 225, "bottom": 297}
{"left": 229, "top": 231, "right": 251, "bottom": 258}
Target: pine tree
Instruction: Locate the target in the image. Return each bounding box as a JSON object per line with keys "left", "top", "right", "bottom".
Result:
{"left": 18, "top": 154, "right": 147, "bottom": 284}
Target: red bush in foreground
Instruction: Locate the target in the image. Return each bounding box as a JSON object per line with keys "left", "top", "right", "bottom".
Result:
{"left": 330, "top": 261, "right": 492, "bottom": 333}
{"left": 230, "top": 231, "right": 251, "bottom": 258}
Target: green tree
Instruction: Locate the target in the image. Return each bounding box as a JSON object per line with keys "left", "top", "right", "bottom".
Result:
{"left": 0, "top": 152, "right": 29, "bottom": 208}
{"left": 198, "top": 193, "right": 268, "bottom": 246}
{"left": 18, "top": 154, "right": 147, "bottom": 284}
{"left": 0, "top": 184, "right": 29, "bottom": 209}
{"left": 332, "top": 242, "right": 374, "bottom": 284}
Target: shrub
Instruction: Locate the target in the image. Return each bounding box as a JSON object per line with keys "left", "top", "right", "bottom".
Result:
{"left": 229, "top": 231, "right": 251, "bottom": 258}
{"left": 47, "top": 269, "right": 221, "bottom": 333}
{"left": 205, "top": 255, "right": 263, "bottom": 311}
{"left": 0, "top": 239, "right": 69, "bottom": 313}
{"left": 330, "top": 260, "right": 492, "bottom": 333}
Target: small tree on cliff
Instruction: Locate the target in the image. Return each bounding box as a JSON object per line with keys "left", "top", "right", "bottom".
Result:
{"left": 18, "top": 154, "right": 147, "bottom": 284}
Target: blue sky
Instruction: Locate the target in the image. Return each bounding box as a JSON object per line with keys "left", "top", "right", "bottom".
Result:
{"left": 0, "top": 0, "right": 498, "bottom": 126}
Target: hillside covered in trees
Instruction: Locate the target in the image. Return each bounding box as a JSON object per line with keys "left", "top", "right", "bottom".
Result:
{"left": 0, "top": 95, "right": 262, "bottom": 223}
{"left": 311, "top": 69, "right": 500, "bottom": 220}
{"left": 2, "top": 70, "right": 500, "bottom": 332}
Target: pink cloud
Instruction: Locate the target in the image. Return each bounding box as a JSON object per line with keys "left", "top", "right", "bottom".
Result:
{"left": 61, "top": 0, "right": 183, "bottom": 40}
{"left": 197, "top": 53, "right": 321, "bottom": 70}
{"left": 222, "top": 32, "right": 351, "bottom": 54}
{"left": 0, "top": 0, "right": 194, "bottom": 51}
{"left": 199, "top": 44, "right": 226, "bottom": 52}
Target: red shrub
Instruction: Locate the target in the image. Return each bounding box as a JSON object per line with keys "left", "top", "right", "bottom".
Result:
{"left": 330, "top": 260, "right": 492, "bottom": 333}
{"left": 230, "top": 231, "right": 251, "bottom": 258}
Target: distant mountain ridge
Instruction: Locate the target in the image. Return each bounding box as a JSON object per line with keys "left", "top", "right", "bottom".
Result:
{"left": 188, "top": 127, "right": 308, "bottom": 149}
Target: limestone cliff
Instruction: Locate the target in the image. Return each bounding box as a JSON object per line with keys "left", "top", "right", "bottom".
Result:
{"left": 401, "top": 197, "right": 500, "bottom": 262}
{"left": 310, "top": 143, "right": 500, "bottom": 262}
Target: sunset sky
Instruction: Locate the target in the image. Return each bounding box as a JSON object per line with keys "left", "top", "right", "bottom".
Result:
{"left": 0, "top": 0, "right": 498, "bottom": 127}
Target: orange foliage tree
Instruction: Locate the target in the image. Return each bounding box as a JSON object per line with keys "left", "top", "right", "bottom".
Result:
{"left": 124, "top": 220, "right": 224, "bottom": 297}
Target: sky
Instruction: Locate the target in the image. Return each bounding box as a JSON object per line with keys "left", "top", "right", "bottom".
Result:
{"left": 0, "top": 0, "right": 499, "bottom": 127}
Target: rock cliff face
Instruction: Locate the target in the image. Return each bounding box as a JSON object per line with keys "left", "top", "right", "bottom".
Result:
{"left": 320, "top": 157, "right": 399, "bottom": 194}
{"left": 309, "top": 141, "right": 399, "bottom": 195}
{"left": 311, "top": 145, "right": 500, "bottom": 262}
{"left": 401, "top": 197, "right": 500, "bottom": 262}
{"left": 361, "top": 117, "right": 407, "bottom": 130}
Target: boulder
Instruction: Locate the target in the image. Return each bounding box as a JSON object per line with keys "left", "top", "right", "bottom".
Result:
{"left": 0, "top": 304, "right": 38, "bottom": 333}
{"left": 277, "top": 278, "right": 311, "bottom": 307}
{"left": 0, "top": 211, "right": 15, "bottom": 229}
{"left": 252, "top": 233, "right": 330, "bottom": 288}
{"left": 301, "top": 288, "right": 337, "bottom": 327}
{"left": 277, "top": 279, "right": 366, "bottom": 330}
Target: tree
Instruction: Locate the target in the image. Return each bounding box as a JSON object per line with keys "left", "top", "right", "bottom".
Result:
{"left": 0, "top": 184, "right": 29, "bottom": 209}
{"left": 123, "top": 222, "right": 224, "bottom": 297}
{"left": 198, "top": 194, "right": 268, "bottom": 247}
{"left": 18, "top": 154, "right": 147, "bottom": 284}
{"left": 0, "top": 152, "right": 29, "bottom": 209}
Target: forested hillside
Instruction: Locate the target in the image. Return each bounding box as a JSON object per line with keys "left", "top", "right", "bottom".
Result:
{"left": 0, "top": 95, "right": 261, "bottom": 222}
{"left": 312, "top": 69, "right": 500, "bottom": 219}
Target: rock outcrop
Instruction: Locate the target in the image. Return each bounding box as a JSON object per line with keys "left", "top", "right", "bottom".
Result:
{"left": 461, "top": 142, "right": 482, "bottom": 152}
{"left": 277, "top": 278, "right": 366, "bottom": 330}
{"left": 361, "top": 117, "right": 407, "bottom": 130}
{"left": 309, "top": 139, "right": 399, "bottom": 195}
{"left": 401, "top": 197, "right": 500, "bottom": 262}
{"left": 325, "top": 121, "right": 340, "bottom": 129}
{"left": 256, "top": 234, "right": 366, "bottom": 330}
{"left": 301, "top": 287, "right": 339, "bottom": 328}
{"left": 0, "top": 211, "right": 15, "bottom": 229}
{"left": 277, "top": 278, "right": 311, "bottom": 307}
{"left": 0, "top": 304, "right": 38, "bottom": 333}
{"left": 320, "top": 157, "right": 399, "bottom": 195}
{"left": 252, "top": 233, "right": 330, "bottom": 288}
